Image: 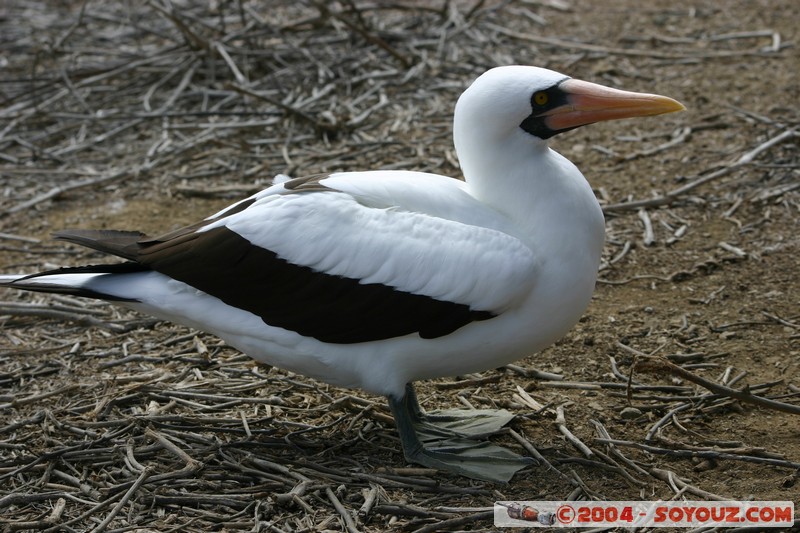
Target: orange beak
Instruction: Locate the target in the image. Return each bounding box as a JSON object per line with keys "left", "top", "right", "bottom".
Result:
{"left": 543, "top": 78, "right": 685, "bottom": 131}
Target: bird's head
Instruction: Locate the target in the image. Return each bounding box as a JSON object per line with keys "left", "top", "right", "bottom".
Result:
{"left": 454, "top": 65, "right": 685, "bottom": 147}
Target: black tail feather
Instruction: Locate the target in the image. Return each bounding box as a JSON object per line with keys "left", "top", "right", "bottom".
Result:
{"left": 53, "top": 229, "right": 147, "bottom": 261}
{"left": 2, "top": 263, "right": 147, "bottom": 302}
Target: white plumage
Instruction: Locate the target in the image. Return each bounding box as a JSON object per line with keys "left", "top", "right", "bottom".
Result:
{"left": 207, "top": 174, "right": 538, "bottom": 312}
{"left": 1, "top": 66, "right": 683, "bottom": 481}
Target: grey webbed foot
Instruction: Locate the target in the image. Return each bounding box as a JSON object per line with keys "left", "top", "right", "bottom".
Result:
{"left": 388, "top": 383, "right": 533, "bottom": 482}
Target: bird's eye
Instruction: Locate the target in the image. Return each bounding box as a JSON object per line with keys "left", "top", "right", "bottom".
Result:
{"left": 533, "top": 91, "right": 549, "bottom": 106}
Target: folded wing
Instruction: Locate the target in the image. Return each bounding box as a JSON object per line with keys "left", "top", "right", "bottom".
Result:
{"left": 51, "top": 176, "right": 538, "bottom": 344}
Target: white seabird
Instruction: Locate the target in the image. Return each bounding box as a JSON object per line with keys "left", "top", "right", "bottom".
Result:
{"left": 0, "top": 66, "right": 684, "bottom": 482}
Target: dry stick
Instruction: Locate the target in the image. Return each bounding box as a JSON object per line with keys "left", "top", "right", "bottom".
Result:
{"left": 434, "top": 373, "right": 501, "bottom": 389}
{"left": 142, "top": 63, "right": 183, "bottom": 113}
{"left": 275, "top": 484, "right": 314, "bottom": 513}
{"left": 147, "top": 0, "right": 210, "bottom": 50}
{"left": 0, "top": 231, "right": 40, "bottom": 243}
{"left": 565, "top": 468, "right": 605, "bottom": 501}
{"left": 635, "top": 357, "right": 800, "bottom": 416}
{"left": 504, "top": 364, "right": 564, "bottom": 381}
{"left": 1, "top": 50, "right": 187, "bottom": 143}
{"left": 108, "top": 429, "right": 203, "bottom": 495}
{"left": 609, "top": 355, "right": 637, "bottom": 383}
{"left": 623, "top": 348, "right": 785, "bottom": 439}
{"left": 649, "top": 468, "right": 730, "bottom": 501}
{"left": 487, "top": 23, "right": 784, "bottom": 59}
{"left": 555, "top": 405, "right": 594, "bottom": 458}
{"left": 464, "top": 0, "right": 488, "bottom": 20}
{"left": 326, "top": 487, "right": 361, "bottom": 533}
{"left": 513, "top": 385, "right": 546, "bottom": 412}
{"left": 5, "top": 165, "right": 144, "bottom": 215}
{"left": 313, "top": 1, "right": 410, "bottom": 67}
{"left": 604, "top": 128, "right": 799, "bottom": 212}
{"left": 0, "top": 385, "right": 79, "bottom": 410}
{"left": 358, "top": 485, "right": 379, "bottom": 519}
{"left": 410, "top": 510, "right": 494, "bottom": 533}
{"left": 755, "top": 181, "right": 800, "bottom": 202}
{"left": 508, "top": 429, "right": 579, "bottom": 488}
{"left": 247, "top": 456, "right": 312, "bottom": 483}
{"left": 646, "top": 403, "right": 693, "bottom": 442}
{"left": 6, "top": 115, "right": 210, "bottom": 215}
{"left": 596, "top": 438, "right": 800, "bottom": 470}
{"left": 89, "top": 466, "right": 152, "bottom": 533}
{"left": 583, "top": 447, "right": 647, "bottom": 487}
{"left": 762, "top": 311, "right": 800, "bottom": 329}
{"left": 372, "top": 503, "right": 451, "bottom": 519}
{"left": 1, "top": 497, "right": 68, "bottom": 531}
{"left": 53, "top": 117, "right": 147, "bottom": 157}
{"left": 227, "top": 83, "right": 330, "bottom": 133}
{"left": 655, "top": 434, "right": 786, "bottom": 459}
{"left": 0, "top": 304, "right": 129, "bottom": 332}
{"left": 40, "top": 491, "right": 128, "bottom": 533}
{"left": 8, "top": 298, "right": 107, "bottom": 316}
{"left": 148, "top": 59, "right": 199, "bottom": 113}
{"left": 710, "top": 29, "right": 779, "bottom": 42}
{"left": 718, "top": 241, "right": 747, "bottom": 257}
{"left": 59, "top": 66, "right": 94, "bottom": 115}
{"left": 0, "top": 493, "right": 71, "bottom": 512}
{"left": 623, "top": 126, "right": 692, "bottom": 161}
{"left": 125, "top": 439, "right": 147, "bottom": 473}
{"left": 49, "top": 497, "right": 66, "bottom": 522}
{"left": 637, "top": 208, "right": 655, "bottom": 246}
{"left": 52, "top": 0, "right": 89, "bottom": 49}
{"left": 0, "top": 412, "right": 47, "bottom": 435}
{"left": 214, "top": 41, "right": 248, "bottom": 84}
{"left": 349, "top": 471, "right": 473, "bottom": 495}
{"left": 590, "top": 420, "right": 650, "bottom": 477}
{"left": 540, "top": 380, "right": 692, "bottom": 393}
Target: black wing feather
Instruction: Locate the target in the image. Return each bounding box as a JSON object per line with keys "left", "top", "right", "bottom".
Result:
{"left": 47, "top": 195, "right": 495, "bottom": 344}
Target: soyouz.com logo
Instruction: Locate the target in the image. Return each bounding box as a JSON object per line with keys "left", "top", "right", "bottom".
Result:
{"left": 494, "top": 501, "right": 794, "bottom": 528}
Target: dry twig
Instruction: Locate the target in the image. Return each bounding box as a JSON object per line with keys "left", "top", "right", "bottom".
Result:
{"left": 634, "top": 357, "right": 800, "bottom": 416}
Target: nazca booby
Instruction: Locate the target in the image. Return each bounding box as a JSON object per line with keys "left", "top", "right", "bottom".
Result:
{"left": 0, "top": 66, "right": 684, "bottom": 482}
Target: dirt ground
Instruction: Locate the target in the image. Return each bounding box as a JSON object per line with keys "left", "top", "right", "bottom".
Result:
{"left": 1, "top": 0, "right": 798, "bottom": 531}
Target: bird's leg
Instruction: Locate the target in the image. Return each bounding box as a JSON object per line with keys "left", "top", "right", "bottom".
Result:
{"left": 395, "top": 383, "right": 458, "bottom": 441}
{"left": 387, "top": 383, "right": 534, "bottom": 483}
{"left": 388, "top": 390, "right": 426, "bottom": 457}
{"left": 403, "top": 382, "right": 519, "bottom": 439}
{"left": 403, "top": 382, "right": 424, "bottom": 422}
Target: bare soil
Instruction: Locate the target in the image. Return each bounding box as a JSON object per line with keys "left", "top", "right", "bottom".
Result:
{"left": 1, "top": 1, "right": 798, "bottom": 531}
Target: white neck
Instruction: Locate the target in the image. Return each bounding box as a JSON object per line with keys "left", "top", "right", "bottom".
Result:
{"left": 456, "top": 127, "right": 606, "bottom": 267}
